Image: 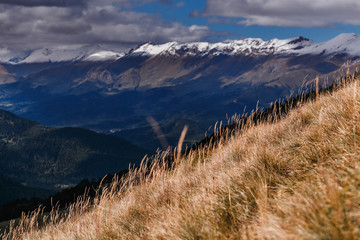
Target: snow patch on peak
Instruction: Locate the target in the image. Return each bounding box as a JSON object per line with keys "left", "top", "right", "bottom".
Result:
{"left": 131, "top": 42, "right": 178, "bottom": 56}
{"left": 84, "top": 51, "right": 125, "bottom": 62}
{"left": 127, "top": 34, "right": 360, "bottom": 57}
{"left": 19, "top": 47, "right": 85, "bottom": 63}
{"left": 129, "top": 36, "right": 315, "bottom": 57}
{"left": 332, "top": 33, "right": 357, "bottom": 41}
{"left": 15, "top": 45, "right": 126, "bottom": 63}
{"left": 42, "top": 48, "right": 52, "bottom": 56}
{"left": 298, "top": 33, "right": 360, "bottom": 56}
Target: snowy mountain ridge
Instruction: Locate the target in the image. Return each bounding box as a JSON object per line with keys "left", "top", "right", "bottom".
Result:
{"left": 0, "top": 45, "right": 125, "bottom": 64}
{"left": 0, "top": 33, "right": 359, "bottom": 64}
{"left": 130, "top": 36, "right": 314, "bottom": 57}
{"left": 299, "top": 33, "right": 360, "bottom": 56}
{"left": 130, "top": 33, "right": 360, "bottom": 57}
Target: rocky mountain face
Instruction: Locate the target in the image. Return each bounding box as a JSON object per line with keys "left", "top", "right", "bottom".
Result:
{"left": 0, "top": 34, "right": 359, "bottom": 150}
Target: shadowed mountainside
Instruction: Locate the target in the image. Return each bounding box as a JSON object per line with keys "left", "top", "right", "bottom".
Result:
{"left": 0, "top": 173, "right": 53, "bottom": 205}
{"left": 0, "top": 109, "right": 151, "bottom": 190}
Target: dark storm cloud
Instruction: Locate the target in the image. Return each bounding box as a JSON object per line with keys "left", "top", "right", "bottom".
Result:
{"left": 204, "top": 0, "right": 360, "bottom": 27}
{"left": 0, "top": 0, "right": 212, "bottom": 50}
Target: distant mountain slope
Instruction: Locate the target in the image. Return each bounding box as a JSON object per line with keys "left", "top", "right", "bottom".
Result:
{"left": 0, "top": 109, "right": 151, "bottom": 189}
{"left": 0, "top": 173, "right": 52, "bottom": 205}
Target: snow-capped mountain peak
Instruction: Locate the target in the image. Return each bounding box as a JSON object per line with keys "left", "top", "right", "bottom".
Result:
{"left": 1, "top": 33, "right": 360, "bottom": 64}
{"left": 84, "top": 51, "right": 125, "bottom": 62}
{"left": 298, "top": 33, "right": 360, "bottom": 56}
{"left": 127, "top": 34, "right": 360, "bottom": 58}
{"left": 0, "top": 45, "right": 126, "bottom": 64}
{"left": 128, "top": 36, "right": 315, "bottom": 57}
{"left": 130, "top": 41, "right": 178, "bottom": 56}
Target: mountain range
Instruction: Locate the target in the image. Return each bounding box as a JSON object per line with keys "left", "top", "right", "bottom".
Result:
{"left": 0, "top": 33, "right": 359, "bottom": 150}
{"left": 1, "top": 33, "right": 360, "bottom": 63}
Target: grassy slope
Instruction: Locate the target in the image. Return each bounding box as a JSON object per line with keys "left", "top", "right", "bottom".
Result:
{"left": 3, "top": 79, "right": 360, "bottom": 239}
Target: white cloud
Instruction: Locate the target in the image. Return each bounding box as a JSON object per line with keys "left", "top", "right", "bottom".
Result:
{"left": 0, "top": 1, "right": 212, "bottom": 50}
{"left": 204, "top": 0, "right": 360, "bottom": 27}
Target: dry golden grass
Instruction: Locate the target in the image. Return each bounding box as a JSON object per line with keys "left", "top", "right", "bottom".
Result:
{"left": 2, "top": 77, "right": 360, "bottom": 240}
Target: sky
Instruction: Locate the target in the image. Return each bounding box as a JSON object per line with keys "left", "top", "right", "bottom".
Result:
{"left": 0, "top": 0, "right": 360, "bottom": 51}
